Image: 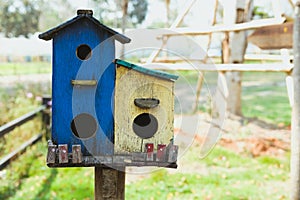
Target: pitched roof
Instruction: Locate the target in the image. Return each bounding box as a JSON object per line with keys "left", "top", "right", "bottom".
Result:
{"left": 115, "top": 59, "right": 179, "bottom": 81}
{"left": 38, "top": 10, "right": 131, "bottom": 44}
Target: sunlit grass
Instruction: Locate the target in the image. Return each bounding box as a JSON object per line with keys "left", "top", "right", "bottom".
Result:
{"left": 126, "top": 145, "right": 289, "bottom": 200}
{"left": 0, "top": 62, "right": 51, "bottom": 76}
{"left": 0, "top": 143, "right": 289, "bottom": 200}
{"left": 242, "top": 84, "right": 291, "bottom": 126}
{"left": 175, "top": 70, "right": 290, "bottom": 126}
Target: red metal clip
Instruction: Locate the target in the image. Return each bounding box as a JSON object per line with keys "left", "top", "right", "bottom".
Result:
{"left": 156, "top": 144, "right": 167, "bottom": 162}
{"left": 72, "top": 145, "right": 82, "bottom": 163}
{"left": 145, "top": 143, "right": 154, "bottom": 161}
{"left": 58, "top": 144, "right": 68, "bottom": 163}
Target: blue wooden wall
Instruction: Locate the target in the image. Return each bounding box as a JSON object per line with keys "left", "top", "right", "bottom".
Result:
{"left": 52, "top": 18, "right": 115, "bottom": 155}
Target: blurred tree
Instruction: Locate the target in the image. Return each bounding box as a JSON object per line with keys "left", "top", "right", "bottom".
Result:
{"left": 92, "top": 0, "right": 148, "bottom": 58}
{"left": 252, "top": 6, "right": 271, "bottom": 19}
{"left": 92, "top": 0, "right": 148, "bottom": 28}
{"left": 39, "top": 0, "right": 74, "bottom": 30}
{"left": 128, "top": 0, "right": 148, "bottom": 27}
{"left": 165, "top": 0, "right": 170, "bottom": 26}
{"left": 0, "top": 0, "right": 43, "bottom": 38}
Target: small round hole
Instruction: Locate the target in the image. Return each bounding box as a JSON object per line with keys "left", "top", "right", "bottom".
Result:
{"left": 71, "top": 113, "right": 97, "bottom": 139}
{"left": 133, "top": 113, "right": 158, "bottom": 139}
{"left": 76, "top": 44, "right": 92, "bottom": 60}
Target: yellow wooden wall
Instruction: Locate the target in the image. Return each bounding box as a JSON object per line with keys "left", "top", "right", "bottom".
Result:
{"left": 114, "top": 66, "right": 175, "bottom": 153}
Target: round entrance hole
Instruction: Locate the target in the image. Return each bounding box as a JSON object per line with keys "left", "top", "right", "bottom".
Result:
{"left": 133, "top": 113, "right": 158, "bottom": 139}
{"left": 76, "top": 44, "right": 92, "bottom": 60}
{"left": 71, "top": 113, "right": 97, "bottom": 139}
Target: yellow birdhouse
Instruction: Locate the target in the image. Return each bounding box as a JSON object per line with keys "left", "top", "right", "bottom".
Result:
{"left": 114, "top": 59, "right": 178, "bottom": 155}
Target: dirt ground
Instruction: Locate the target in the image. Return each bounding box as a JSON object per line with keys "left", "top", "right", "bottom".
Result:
{"left": 193, "top": 113, "right": 290, "bottom": 158}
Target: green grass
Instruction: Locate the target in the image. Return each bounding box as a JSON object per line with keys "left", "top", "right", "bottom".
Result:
{"left": 126, "top": 145, "right": 289, "bottom": 200}
{"left": 0, "top": 142, "right": 94, "bottom": 200}
{"left": 175, "top": 70, "right": 290, "bottom": 126}
{"left": 0, "top": 83, "right": 51, "bottom": 160}
{"left": 242, "top": 84, "right": 290, "bottom": 126}
{"left": 0, "top": 143, "right": 289, "bottom": 200}
{"left": 0, "top": 62, "right": 51, "bottom": 75}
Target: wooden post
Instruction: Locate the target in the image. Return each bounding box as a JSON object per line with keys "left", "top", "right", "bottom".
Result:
{"left": 95, "top": 167, "right": 125, "bottom": 200}
{"left": 42, "top": 96, "right": 51, "bottom": 139}
{"left": 291, "top": 2, "right": 300, "bottom": 199}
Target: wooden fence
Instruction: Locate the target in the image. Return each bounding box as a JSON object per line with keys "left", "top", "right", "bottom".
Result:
{"left": 0, "top": 97, "right": 51, "bottom": 170}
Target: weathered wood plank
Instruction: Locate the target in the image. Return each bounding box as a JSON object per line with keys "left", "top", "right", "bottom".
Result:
{"left": 244, "top": 54, "right": 293, "bottom": 61}
{"left": 94, "top": 167, "right": 125, "bottom": 200}
{"left": 141, "top": 54, "right": 293, "bottom": 63}
{"left": 248, "top": 22, "right": 293, "bottom": 49}
{"left": 157, "top": 17, "right": 285, "bottom": 38}
{"left": 291, "top": 3, "right": 300, "bottom": 199}
{"left": 142, "top": 63, "right": 293, "bottom": 72}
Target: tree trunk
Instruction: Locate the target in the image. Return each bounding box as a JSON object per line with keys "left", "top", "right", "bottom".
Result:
{"left": 291, "top": 2, "right": 300, "bottom": 199}
{"left": 120, "top": 0, "right": 129, "bottom": 59}
{"left": 221, "top": 32, "right": 230, "bottom": 64}
{"left": 224, "top": 0, "right": 253, "bottom": 116}
{"left": 165, "top": 0, "right": 171, "bottom": 27}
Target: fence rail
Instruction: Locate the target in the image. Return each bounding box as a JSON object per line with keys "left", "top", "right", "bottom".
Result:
{"left": 0, "top": 106, "right": 46, "bottom": 138}
{"left": 0, "top": 97, "right": 51, "bottom": 170}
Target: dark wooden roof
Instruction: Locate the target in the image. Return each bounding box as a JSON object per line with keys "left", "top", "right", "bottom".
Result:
{"left": 38, "top": 10, "right": 131, "bottom": 44}
{"left": 115, "top": 59, "right": 179, "bottom": 81}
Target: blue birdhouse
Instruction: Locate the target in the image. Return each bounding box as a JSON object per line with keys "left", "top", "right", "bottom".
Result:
{"left": 39, "top": 10, "right": 131, "bottom": 160}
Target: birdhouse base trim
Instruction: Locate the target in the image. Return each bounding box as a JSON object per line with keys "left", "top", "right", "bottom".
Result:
{"left": 46, "top": 142, "right": 178, "bottom": 168}
{"left": 47, "top": 154, "right": 177, "bottom": 169}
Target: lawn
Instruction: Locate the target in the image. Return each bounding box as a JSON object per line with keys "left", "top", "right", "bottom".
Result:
{"left": 126, "top": 145, "right": 289, "bottom": 200}
{"left": 175, "top": 70, "right": 290, "bottom": 126}
{"left": 0, "top": 62, "right": 51, "bottom": 76}
{"left": 0, "top": 141, "right": 289, "bottom": 200}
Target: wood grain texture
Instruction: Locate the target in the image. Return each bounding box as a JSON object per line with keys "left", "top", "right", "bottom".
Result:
{"left": 248, "top": 22, "right": 293, "bottom": 50}
{"left": 47, "top": 154, "right": 178, "bottom": 168}
{"left": 142, "top": 63, "right": 293, "bottom": 72}
{"left": 52, "top": 18, "right": 115, "bottom": 156}
{"left": 291, "top": 5, "right": 300, "bottom": 199}
{"left": 114, "top": 66, "right": 175, "bottom": 153}
{"left": 94, "top": 167, "right": 125, "bottom": 200}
